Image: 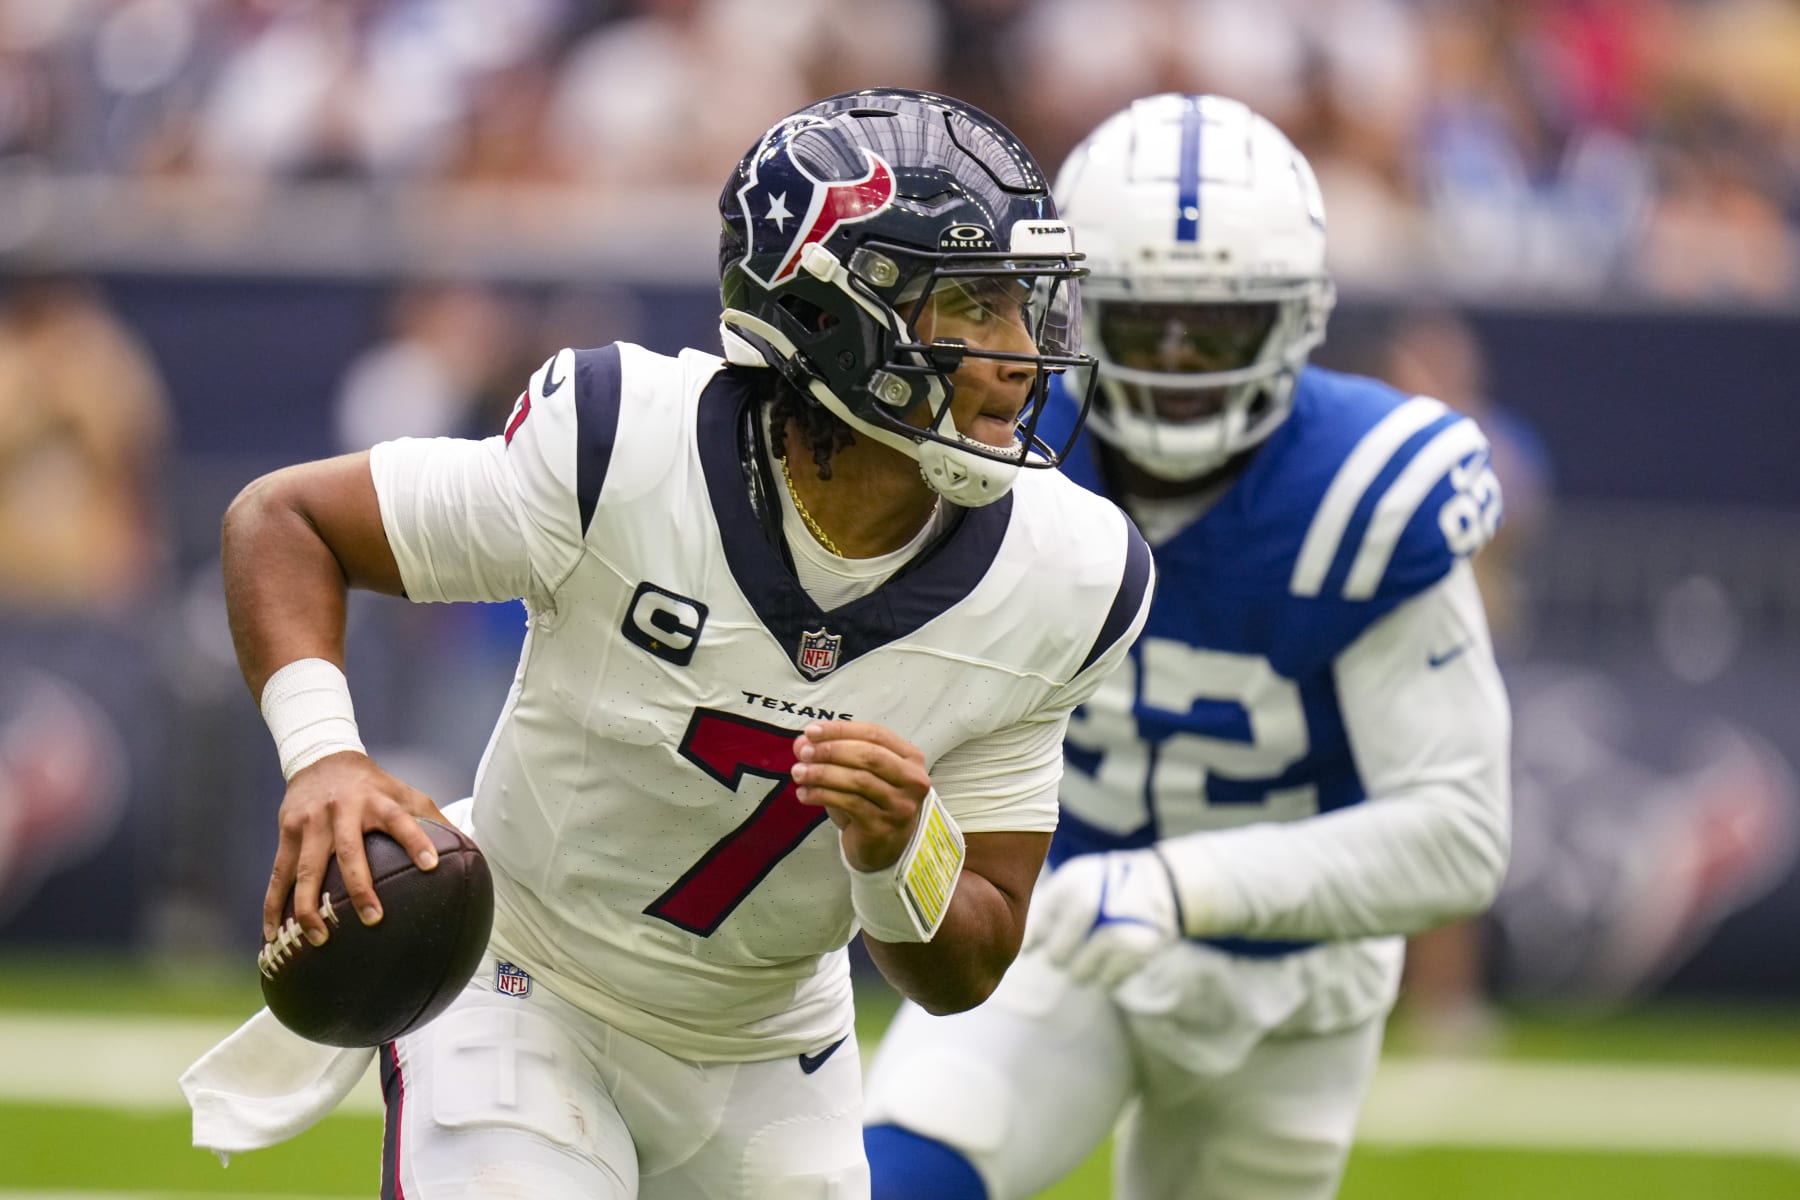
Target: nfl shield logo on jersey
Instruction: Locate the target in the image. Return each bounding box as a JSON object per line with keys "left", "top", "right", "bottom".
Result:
{"left": 494, "top": 961, "right": 532, "bottom": 998}
{"left": 797, "top": 628, "right": 843, "bottom": 679}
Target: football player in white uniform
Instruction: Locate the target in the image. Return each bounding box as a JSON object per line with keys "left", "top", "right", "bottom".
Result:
{"left": 863, "top": 94, "right": 1512, "bottom": 1200}
{"left": 219, "top": 89, "right": 1151, "bottom": 1198}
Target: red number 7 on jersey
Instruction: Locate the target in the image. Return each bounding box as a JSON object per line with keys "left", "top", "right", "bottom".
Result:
{"left": 644, "top": 708, "right": 828, "bottom": 936}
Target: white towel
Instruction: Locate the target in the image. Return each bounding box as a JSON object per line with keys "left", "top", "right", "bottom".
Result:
{"left": 181, "top": 797, "right": 477, "bottom": 1162}
{"left": 179, "top": 1007, "right": 376, "bottom": 1162}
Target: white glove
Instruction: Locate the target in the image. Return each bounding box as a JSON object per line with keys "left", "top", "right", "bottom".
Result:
{"left": 1022, "top": 849, "right": 1184, "bottom": 990}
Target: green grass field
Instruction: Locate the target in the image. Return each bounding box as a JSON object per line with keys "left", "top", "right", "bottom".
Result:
{"left": 2, "top": 954, "right": 1798, "bottom": 1199}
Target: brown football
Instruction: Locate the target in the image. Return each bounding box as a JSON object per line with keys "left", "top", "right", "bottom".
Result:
{"left": 259, "top": 817, "right": 494, "bottom": 1047}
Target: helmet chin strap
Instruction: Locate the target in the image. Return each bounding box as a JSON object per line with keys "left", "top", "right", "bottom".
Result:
{"left": 1092, "top": 364, "right": 1307, "bottom": 484}
{"left": 1113, "top": 429, "right": 1233, "bottom": 482}
{"left": 1096, "top": 380, "right": 1242, "bottom": 482}
{"left": 719, "top": 319, "right": 771, "bottom": 367}
{"left": 914, "top": 435, "right": 1020, "bottom": 507}
{"left": 720, "top": 302, "right": 1024, "bottom": 508}
{"left": 803, "top": 374, "right": 1019, "bottom": 507}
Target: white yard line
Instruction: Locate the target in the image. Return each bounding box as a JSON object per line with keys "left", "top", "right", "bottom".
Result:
{"left": 1360, "top": 1058, "right": 1800, "bottom": 1157}
{"left": 3, "top": 1013, "right": 1799, "bottom": 1157}
{"left": 0, "top": 1013, "right": 383, "bottom": 1116}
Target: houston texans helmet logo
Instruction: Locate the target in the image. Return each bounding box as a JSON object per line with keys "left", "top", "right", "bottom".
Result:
{"left": 736, "top": 118, "right": 897, "bottom": 288}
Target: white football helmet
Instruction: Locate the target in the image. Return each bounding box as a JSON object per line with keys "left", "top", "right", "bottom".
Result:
{"left": 1054, "top": 94, "right": 1336, "bottom": 481}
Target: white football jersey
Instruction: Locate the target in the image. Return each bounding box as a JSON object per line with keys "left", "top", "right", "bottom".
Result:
{"left": 369, "top": 343, "right": 1153, "bottom": 1062}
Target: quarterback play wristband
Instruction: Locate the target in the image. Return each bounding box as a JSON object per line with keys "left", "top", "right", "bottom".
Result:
{"left": 846, "top": 789, "right": 966, "bottom": 943}
{"left": 260, "top": 658, "right": 367, "bottom": 781}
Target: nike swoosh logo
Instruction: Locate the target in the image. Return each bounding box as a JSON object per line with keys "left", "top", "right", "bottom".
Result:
{"left": 1427, "top": 641, "right": 1473, "bottom": 669}
{"left": 798, "top": 1036, "right": 848, "bottom": 1075}
{"left": 541, "top": 354, "right": 564, "bottom": 398}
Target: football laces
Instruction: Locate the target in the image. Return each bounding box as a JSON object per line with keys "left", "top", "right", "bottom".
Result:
{"left": 257, "top": 891, "right": 340, "bottom": 979}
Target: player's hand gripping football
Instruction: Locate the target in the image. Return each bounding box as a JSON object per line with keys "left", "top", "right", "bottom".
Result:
{"left": 265, "top": 750, "right": 446, "bottom": 948}
{"left": 791, "top": 720, "right": 932, "bottom": 872}
{"left": 1023, "top": 849, "right": 1185, "bottom": 990}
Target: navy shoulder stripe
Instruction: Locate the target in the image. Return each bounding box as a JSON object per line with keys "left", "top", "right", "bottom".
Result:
{"left": 1078, "top": 517, "right": 1153, "bottom": 675}
{"left": 572, "top": 345, "right": 624, "bottom": 536}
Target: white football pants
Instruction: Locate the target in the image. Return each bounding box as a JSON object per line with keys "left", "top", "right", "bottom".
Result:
{"left": 863, "top": 953, "right": 1385, "bottom": 1200}
{"left": 385, "top": 952, "right": 869, "bottom": 1199}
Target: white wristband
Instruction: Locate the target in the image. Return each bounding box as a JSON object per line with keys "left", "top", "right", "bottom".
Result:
{"left": 846, "top": 788, "right": 965, "bottom": 943}
{"left": 259, "top": 658, "right": 366, "bottom": 781}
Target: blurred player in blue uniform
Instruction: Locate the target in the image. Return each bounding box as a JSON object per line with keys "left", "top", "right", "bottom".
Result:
{"left": 863, "top": 93, "right": 1513, "bottom": 1200}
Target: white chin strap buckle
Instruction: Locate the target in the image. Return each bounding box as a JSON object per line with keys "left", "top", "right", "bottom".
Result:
{"left": 917, "top": 439, "right": 1019, "bottom": 507}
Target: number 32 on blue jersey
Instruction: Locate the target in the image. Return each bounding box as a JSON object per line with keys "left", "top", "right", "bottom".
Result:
{"left": 1061, "top": 642, "right": 1317, "bottom": 840}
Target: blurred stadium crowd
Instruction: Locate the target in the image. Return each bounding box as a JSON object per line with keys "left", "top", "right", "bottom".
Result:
{"left": 0, "top": 0, "right": 1798, "bottom": 1047}
{"left": 0, "top": 0, "right": 1797, "bottom": 297}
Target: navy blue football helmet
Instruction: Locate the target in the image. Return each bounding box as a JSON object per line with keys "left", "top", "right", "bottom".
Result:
{"left": 719, "top": 88, "right": 1096, "bottom": 506}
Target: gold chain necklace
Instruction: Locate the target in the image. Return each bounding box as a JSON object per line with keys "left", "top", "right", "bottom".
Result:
{"left": 778, "top": 452, "right": 845, "bottom": 557}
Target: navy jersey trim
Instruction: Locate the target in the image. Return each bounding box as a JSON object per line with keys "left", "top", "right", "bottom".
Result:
{"left": 1315, "top": 410, "right": 1460, "bottom": 601}
{"left": 696, "top": 371, "right": 1013, "bottom": 679}
{"left": 572, "top": 345, "right": 624, "bottom": 536}
{"left": 1197, "top": 933, "right": 1316, "bottom": 959}
{"left": 1078, "top": 518, "right": 1153, "bottom": 675}
{"left": 1049, "top": 809, "right": 1155, "bottom": 863}
{"left": 379, "top": 1041, "right": 404, "bottom": 1200}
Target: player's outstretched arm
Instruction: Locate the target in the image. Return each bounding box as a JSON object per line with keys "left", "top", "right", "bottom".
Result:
{"left": 1030, "top": 563, "right": 1511, "bottom": 988}
{"left": 1155, "top": 561, "right": 1511, "bottom": 942}
{"left": 793, "top": 720, "right": 1049, "bottom": 1014}
{"left": 222, "top": 454, "right": 444, "bottom": 949}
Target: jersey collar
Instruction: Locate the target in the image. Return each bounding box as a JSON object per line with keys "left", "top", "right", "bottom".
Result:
{"left": 697, "top": 370, "right": 1013, "bottom": 681}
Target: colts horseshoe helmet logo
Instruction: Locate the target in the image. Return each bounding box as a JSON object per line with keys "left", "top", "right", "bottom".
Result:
{"left": 735, "top": 118, "right": 898, "bottom": 287}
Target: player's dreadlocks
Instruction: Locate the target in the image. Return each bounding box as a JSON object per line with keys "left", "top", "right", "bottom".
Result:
{"left": 765, "top": 373, "right": 857, "bottom": 480}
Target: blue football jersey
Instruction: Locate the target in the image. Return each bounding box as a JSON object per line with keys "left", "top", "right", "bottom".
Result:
{"left": 1043, "top": 367, "right": 1502, "bottom": 952}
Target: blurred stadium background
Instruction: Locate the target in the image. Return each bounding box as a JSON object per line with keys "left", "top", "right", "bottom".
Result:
{"left": 1, "top": 0, "right": 1799, "bottom": 1196}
